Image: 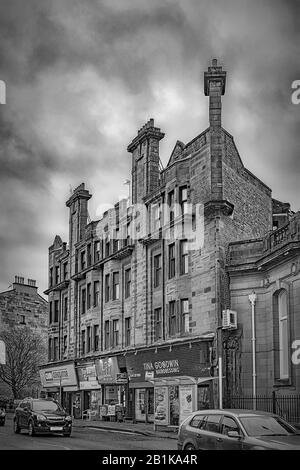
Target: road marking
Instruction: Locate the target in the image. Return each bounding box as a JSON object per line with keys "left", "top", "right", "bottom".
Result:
{"left": 87, "top": 427, "right": 135, "bottom": 436}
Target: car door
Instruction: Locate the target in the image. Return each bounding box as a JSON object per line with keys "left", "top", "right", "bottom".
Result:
{"left": 183, "top": 413, "right": 207, "bottom": 449}
{"left": 218, "top": 415, "right": 244, "bottom": 450}
{"left": 18, "top": 401, "right": 26, "bottom": 428}
{"left": 199, "top": 414, "right": 222, "bottom": 449}
{"left": 22, "top": 401, "right": 31, "bottom": 429}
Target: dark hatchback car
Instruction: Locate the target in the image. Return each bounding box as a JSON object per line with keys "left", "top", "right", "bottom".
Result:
{"left": 14, "top": 398, "right": 72, "bottom": 437}
{"left": 178, "top": 409, "right": 300, "bottom": 450}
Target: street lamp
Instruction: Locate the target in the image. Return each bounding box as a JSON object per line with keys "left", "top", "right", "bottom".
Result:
{"left": 248, "top": 291, "right": 257, "bottom": 410}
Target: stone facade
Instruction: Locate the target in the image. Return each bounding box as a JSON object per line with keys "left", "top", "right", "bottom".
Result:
{"left": 42, "top": 59, "right": 293, "bottom": 419}
{"left": 227, "top": 213, "right": 300, "bottom": 399}
{"left": 0, "top": 276, "right": 48, "bottom": 397}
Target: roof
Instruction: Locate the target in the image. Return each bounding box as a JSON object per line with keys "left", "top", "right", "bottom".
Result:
{"left": 189, "top": 409, "right": 275, "bottom": 417}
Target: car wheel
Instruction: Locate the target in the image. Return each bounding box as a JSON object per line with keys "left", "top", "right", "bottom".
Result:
{"left": 28, "top": 421, "right": 35, "bottom": 436}
{"left": 14, "top": 419, "right": 21, "bottom": 434}
{"left": 184, "top": 443, "right": 196, "bottom": 451}
{"left": 63, "top": 432, "right": 72, "bottom": 437}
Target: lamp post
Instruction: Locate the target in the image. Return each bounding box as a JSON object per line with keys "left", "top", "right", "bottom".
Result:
{"left": 248, "top": 291, "right": 257, "bottom": 410}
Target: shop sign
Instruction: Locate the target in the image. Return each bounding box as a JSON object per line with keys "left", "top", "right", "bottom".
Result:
{"left": 116, "top": 372, "right": 128, "bottom": 383}
{"left": 98, "top": 357, "right": 121, "bottom": 383}
{"left": 126, "top": 343, "right": 210, "bottom": 382}
{"left": 78, "top": 364, "right": 101, "bottom": 390}
{"left": 39, "top": 363, "right": 77, "bottom": 388}
{"left": 154, "top": 386, "right": 169, "bottom": 425}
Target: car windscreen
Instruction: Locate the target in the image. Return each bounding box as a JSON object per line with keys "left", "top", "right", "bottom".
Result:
{"left": 32, "top": 401, "right": 62, "bottom": 412}
{"left": 240, "top": 415, "right": 298, "bottom": 437}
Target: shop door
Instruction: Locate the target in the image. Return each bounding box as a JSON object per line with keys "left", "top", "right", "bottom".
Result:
{"left": 135, "top": 388, "right": 146, "bottom": 421}
{"left": 73, "top": 393, "right": 81, "bottom": 419}
{"left": 146, "top": 388, "right": 154, "bottom": 423}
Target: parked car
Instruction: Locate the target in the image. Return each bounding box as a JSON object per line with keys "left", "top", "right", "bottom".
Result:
{"left": 177, "top": 409, "right": 300, "bottom": 450}
{"left": 0, "top": 407, "right": 6, "bottom": 426}
{"left": 13, "top": 398, "right": 72, "bottom": 437}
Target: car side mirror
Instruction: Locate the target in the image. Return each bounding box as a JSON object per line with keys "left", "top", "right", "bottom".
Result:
{"left": 227, "top": 431, "right": 241, "bottom": 439}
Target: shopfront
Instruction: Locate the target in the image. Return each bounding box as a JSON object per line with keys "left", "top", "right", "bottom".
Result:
{"left": 97, "top": 356, "right": 128, "bottom": 420}
{"left": 39, "top": 361, "right": 78, "bottom": 415}
{"left": 77, "top": 362, "right": 102, "bottom": 418}
{"left": 125, "top": 341, "right": 213, "bottom": 425}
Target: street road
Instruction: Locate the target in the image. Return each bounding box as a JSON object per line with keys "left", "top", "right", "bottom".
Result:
{"left": 0, "top": 415, "right": 177, "bottom": 450}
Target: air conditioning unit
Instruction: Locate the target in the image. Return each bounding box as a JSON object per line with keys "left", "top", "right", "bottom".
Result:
{"left": 222, "top": 309, "right": 237, "bottom": 330}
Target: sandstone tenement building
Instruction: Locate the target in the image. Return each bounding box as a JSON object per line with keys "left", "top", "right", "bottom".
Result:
{"left": 41, "top": 60, "right": 300, "bottom": 425}
{"left": 0, "top": 276, "right": 48, "bottom": 397}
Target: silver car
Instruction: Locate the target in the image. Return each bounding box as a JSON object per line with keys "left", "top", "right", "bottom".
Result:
{"left": 177, "top": 409, "right": 300, "bottom": 450}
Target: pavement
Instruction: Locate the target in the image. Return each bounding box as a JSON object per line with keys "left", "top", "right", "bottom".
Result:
{"left": 72, "top": 417, "right": 179, "bottom": 440}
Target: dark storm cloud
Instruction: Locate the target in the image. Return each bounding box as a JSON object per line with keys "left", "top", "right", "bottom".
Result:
{"left": 0, "top": 0, "right": 299, "bottom": 293}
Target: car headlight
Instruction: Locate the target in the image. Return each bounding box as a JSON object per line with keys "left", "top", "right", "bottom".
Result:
{"left": 35, "top": 414, "right": 46, "bottom": 421}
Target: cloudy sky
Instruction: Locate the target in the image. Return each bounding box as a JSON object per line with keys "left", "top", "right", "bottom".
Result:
{"left": 0, "top": 0, "right": 299, "bottom": 295}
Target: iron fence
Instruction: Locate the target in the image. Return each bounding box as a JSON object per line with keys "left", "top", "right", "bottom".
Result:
{"left": 227, "top": 393, "right": 300, "bottom": 425}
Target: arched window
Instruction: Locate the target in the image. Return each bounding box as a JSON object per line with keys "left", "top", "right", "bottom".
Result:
{"left": 278, "top": 290, "right": 289, "bottom": 379}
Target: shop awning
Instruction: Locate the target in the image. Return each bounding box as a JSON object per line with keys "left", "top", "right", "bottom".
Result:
{"left": 146, "top": 376, "right": 223, "bottom": 386}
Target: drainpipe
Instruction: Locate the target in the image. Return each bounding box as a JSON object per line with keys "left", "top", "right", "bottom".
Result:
{"left": 248, "top": 291, "right": 257, "bottom": 410}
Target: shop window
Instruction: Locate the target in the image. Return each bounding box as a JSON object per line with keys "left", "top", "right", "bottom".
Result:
{"left": 87, "top": 283, "right": 91, "bottom": 309}
{"left": 181, "top": 299, "right": 189, "bottom": 333}
{"left": 93, "top": 281, "right": 100, "bottom": 307}
{"left": 180, "top": 240, "right": 188, "bottom": 275}
{"left": 104, "top": 321, "right": 110, "bottom": 349}
{"left": 153, "top": 253, "right": 162, "bottom": 288}
{"left": 168, "top": 243, "right": 176, "bottom": 279}
{"left": 112, "top": 319, "right": 119, "bottom": 347}
{"left": 105, "top": 274, "right": 110, "bottom": 302}
{"left": 112, "top": 272, "right": 120, "bottom": 300}
{"left": 54, "top": 300, "right": 59, "bottom": 323}
{"left": 169, "top": 301, "right": 177, "bottom": 336}
{"left": 94, "top": 325, "right": 99, "bottom": 351}
{"left": 154, "top": 308, "right": 162, "bottom": 341}
{"left": 125, "top": 317, "right": 131, "bottom": 346}
{"left": 124, "top": 268, "right": 131, "bottom": 298}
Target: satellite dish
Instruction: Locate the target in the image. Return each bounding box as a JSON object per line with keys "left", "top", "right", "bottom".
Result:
{"left": 0, "top": 340, "right": 6, "bottom": 365}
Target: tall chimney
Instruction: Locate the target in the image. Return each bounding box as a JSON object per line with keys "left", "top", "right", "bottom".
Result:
{"left": 204, "top": 59, "right": 227, "bottom": 201}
